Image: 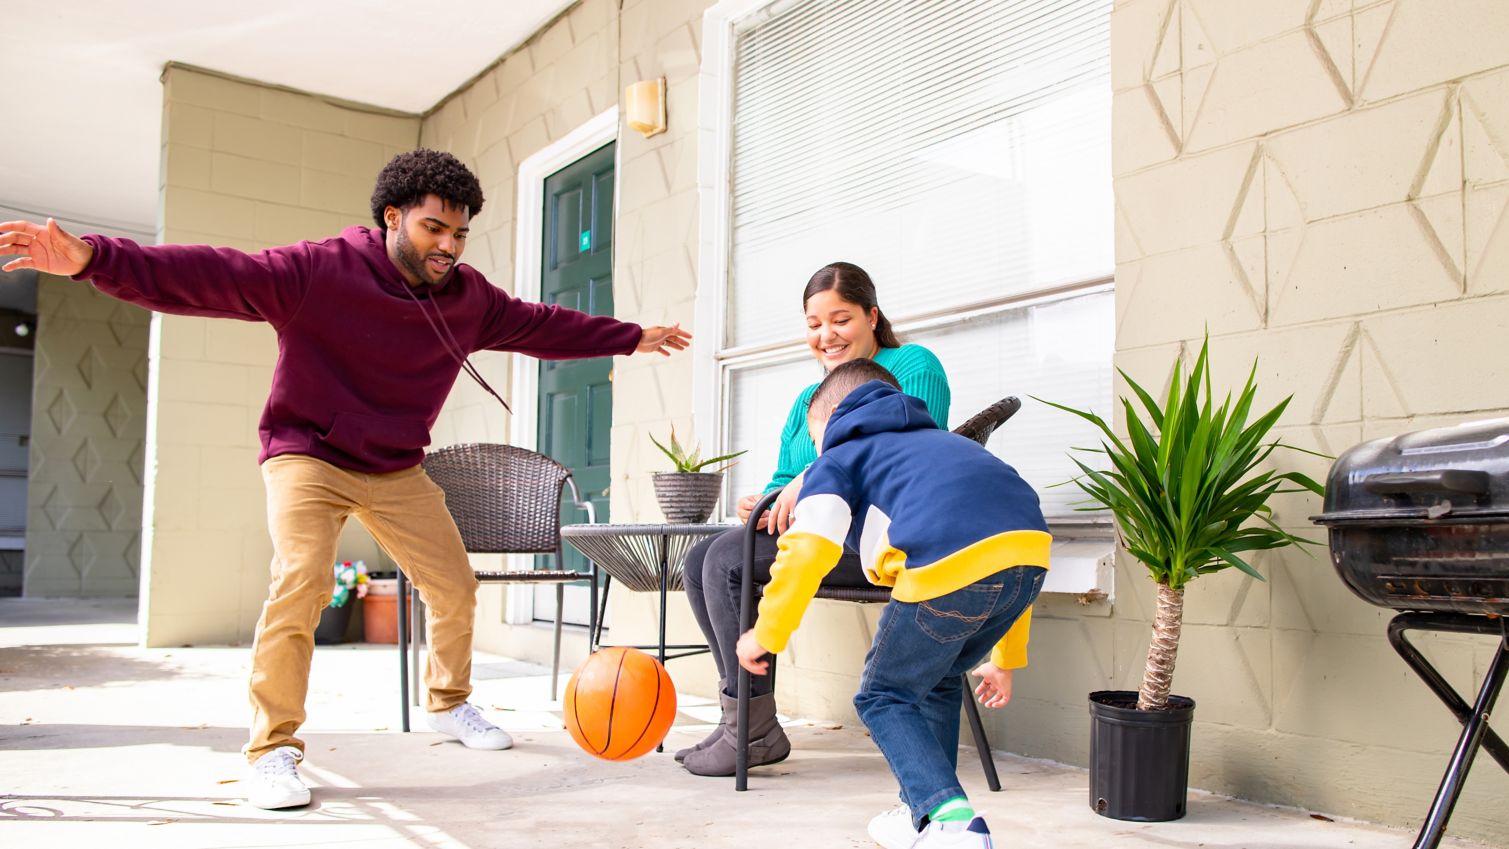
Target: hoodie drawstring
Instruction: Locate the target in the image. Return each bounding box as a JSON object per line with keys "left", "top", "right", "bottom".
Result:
{"left": 401, "top": 281, "right": 512, "bottom": 414}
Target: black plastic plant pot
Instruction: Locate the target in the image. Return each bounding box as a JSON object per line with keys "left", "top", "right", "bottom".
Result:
{"left": 1088, "top": 690, "right": 1196, "bottom": 822}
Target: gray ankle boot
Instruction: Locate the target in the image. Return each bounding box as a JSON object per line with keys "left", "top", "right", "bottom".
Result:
{"left": 683, "top": 690, "right": 791, "bottom": 777}
{"left": 674, "top": 679, "right": 727, "bottom": 763}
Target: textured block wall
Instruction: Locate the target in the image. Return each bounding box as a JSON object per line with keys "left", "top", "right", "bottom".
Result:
{"left": 1087, "top": 0, "right": 1509, "bottom": 837}
{"left": 149, "top": 66, "right": 418, "bottom": 645}
{"left": 24, "top": 274, "right": 148, "bottom": 597}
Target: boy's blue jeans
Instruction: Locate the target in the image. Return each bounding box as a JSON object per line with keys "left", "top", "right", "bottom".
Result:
{"left": 854, "top": 566, "right": 1047, "bottom": 829}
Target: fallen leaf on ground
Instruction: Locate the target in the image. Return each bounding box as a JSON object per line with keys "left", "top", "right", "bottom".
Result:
{"left": 216, "top": 779, "right": 238, "bottom": 785}
{"left": 1310, "top": 813, "right": 1334, "bottom": 822}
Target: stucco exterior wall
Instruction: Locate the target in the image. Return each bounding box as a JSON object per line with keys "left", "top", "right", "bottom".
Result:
{"left": 1095, "top": 0, "right": 1509, "bottom": 838}
{"left": 148, "top": 66, "right": 417, "bottom": 645}
{"left": 24, "top": 273, "right": 148, "bottom": 597}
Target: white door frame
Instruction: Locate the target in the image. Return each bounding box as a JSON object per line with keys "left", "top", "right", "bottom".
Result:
{"left": 506, "top": 106, "right": 620, "bottom": 626}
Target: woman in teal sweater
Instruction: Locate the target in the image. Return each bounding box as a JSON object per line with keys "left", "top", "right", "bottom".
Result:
{"left": 678, "top": 261, "right": 951, "bottom": 777}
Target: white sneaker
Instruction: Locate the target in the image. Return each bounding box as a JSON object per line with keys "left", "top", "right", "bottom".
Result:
{"left": 426, "top": 702, "right": 514, "bottom": 750}
{"left": 868, "top": 805, "right": 921, "bottom": 849}
{"left": 247, "top": 746, "right": 311, "bottom": 810}
{"left": 912, "top": 816, "right": 994, "bottom": 848}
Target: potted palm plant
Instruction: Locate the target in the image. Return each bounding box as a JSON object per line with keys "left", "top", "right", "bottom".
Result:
{"left": 1041, "top": 337, "right": 1323, "bottom": 822}
{"left": 649, "top": 426, "right": 746, "bottom": 523}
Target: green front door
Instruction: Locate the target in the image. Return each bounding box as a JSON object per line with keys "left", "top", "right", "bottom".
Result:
{"left": 538, "top": 142, "right": 615, "bottom": 624}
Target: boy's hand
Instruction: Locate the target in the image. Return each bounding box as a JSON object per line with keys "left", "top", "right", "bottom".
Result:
{"left": 736, "top": 630, "right": 770, "bottom": 675}
{"left": 971, "top": 661, "right": 1014, "bottom": 708}
{"left": 767, "top": 471, "right": 803, "bottom": 534}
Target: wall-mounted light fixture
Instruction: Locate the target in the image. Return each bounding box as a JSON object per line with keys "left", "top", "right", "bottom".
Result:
{"left": 625, "top": 77, "right": 667, "bottom": 138}
{"left": 13, "top": 319, "right": 33, "bottom": 338}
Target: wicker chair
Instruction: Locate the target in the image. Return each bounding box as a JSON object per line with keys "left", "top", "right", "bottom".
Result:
{"left": 735, "top": 396, "right": 1022, "bottom": 791}
{"left": 395, "top": 443, "right": 597, "bottom": 732}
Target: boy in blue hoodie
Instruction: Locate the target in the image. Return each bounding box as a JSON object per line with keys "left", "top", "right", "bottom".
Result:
{"left": 736, "top": 359, "right": 1050, "bottom": 849}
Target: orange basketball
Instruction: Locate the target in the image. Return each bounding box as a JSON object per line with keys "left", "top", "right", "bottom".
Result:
{"left": 563, "top": 647, "right": 678, "bottom": 761}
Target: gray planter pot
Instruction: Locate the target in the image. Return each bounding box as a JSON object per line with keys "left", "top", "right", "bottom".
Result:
{"left": 653, "top": 472, "right": 723, "bottom": 523}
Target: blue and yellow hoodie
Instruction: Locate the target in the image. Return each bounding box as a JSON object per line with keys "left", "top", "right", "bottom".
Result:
{"left": 754, "top": 381, "right": 1052, "bottom": 670}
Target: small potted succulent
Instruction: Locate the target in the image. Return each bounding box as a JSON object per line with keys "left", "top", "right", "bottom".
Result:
{"left": 649, "top": 426, "right": 746, "bottom": 523}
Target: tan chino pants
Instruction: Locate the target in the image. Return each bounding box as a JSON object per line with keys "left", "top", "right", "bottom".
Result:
{"left": 244, "top": 454, "right": 480, "bottom": 763}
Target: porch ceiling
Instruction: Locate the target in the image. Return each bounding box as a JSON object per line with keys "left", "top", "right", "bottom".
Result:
{"left": 1, "top": 0, "right": 574, "bottom": 240}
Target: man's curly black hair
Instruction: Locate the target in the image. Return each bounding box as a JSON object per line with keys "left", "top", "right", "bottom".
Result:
{"left": 369, "top": 149, "right": 485, "bottom": 229}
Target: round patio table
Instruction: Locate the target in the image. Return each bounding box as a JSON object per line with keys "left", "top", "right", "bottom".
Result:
{"left": 560, "top": 522, "right": 735, "bottom": 667}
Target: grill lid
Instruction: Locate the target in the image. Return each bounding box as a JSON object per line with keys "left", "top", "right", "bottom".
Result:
{"left": 1313, "top": 417, "right": 1509, "bottom": 526}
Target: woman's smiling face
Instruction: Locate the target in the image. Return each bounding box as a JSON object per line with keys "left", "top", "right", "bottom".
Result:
{"left": 805, "top": 288, "right": 879, "bottom": 369}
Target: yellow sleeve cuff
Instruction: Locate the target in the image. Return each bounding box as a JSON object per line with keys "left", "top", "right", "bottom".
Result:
{"left": 989, "top": 605, "right": 1034, "bottom": 669}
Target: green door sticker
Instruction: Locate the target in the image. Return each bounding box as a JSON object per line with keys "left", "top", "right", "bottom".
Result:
{"left": 579, "top": 230, "right": 591, "bottom": 252}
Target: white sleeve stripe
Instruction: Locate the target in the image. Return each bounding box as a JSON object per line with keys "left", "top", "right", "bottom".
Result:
{"left": 787, "top": 493, "right": 852, "bottom": 546}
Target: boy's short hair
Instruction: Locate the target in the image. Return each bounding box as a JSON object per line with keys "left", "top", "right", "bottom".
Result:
{"left": 809, "top": 359, "right": 901, "bottom": 421}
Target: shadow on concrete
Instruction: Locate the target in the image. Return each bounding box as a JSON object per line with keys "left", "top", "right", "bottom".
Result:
{"left": 0, "top": 644, "right": 217, "bottom": 691}
{"left": 0, "top": 724, "right": 246, "bottom": 755}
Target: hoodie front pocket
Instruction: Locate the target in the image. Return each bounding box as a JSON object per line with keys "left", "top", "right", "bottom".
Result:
{"left": 315, "top": 412, "right": 430, "bottom": 466}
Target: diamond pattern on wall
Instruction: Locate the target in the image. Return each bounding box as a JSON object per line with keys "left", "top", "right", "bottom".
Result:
{"left": 104, "top": 393, "right": 131, "bottom": 438}
{"left": 46, "top": 390, "right": 77, "bottom": 435}
{"left": 123, "top": 531, "right": 140, "bottom": 577}
{"left": 126, "top": 441, "right": 145, "bottom": 486}
{"left": 108, "top": 303, "right": 146, "bottom": 347}
{"left": 98, "top": 487, "right": 125, "bottom": 531}
{"left": 28, "top": 271, "right": 149, "bottom": 595}
{"left": 132, "top": 353, "right": 149, "bottom": 393}
{"left": 1407, "top": 89, "right": 1466, "bottom": 286}
{"left": 67, "top": 534, "right": 97, "bottom": 577}
{"left": 75, "top": 346, "right": 104, "bottom": 391}
{"left": 38, "top": 484, "right": 64, "bottom": 530}
{"left": 71, "top": 438, "right": 100, "bottom": 482}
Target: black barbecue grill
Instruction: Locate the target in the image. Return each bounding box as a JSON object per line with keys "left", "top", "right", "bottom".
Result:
{"left": 1313, "top": 418, "right": 1509, "bottom": 849}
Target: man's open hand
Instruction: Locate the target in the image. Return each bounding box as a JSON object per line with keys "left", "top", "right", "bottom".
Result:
{"left": 0, "top": 219, "right": 94, "bottom": 277}
{"left": 636, "top": 323, "right": 692, "bottom": 357}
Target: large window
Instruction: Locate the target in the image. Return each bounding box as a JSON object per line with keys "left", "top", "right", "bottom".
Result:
{"left": 705, "top": 0, "right": 1114, "bottom": 527}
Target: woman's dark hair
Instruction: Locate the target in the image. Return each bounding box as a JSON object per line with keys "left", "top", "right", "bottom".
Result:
{"left": 370, "top": 149, "right": 485, "bottom": 229}
{"left": 802, "top": 261, "right": 901, "bottom": 348}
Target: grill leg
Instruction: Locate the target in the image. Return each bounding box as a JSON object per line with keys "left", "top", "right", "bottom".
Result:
{"left": 1388, "top": 614, "right": 1509, "bottom": 774}
{"left": 1389, "top": 614, "right": 1509, "bottom": 849}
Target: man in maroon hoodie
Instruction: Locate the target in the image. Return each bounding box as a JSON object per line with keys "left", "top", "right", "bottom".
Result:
{"left": 0, "top": 149, "right": 691, "bottom": 809}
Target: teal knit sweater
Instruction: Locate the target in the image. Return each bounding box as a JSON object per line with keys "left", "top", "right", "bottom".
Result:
{"left": 764, "top": 344, "right": 951, "bottom": 494}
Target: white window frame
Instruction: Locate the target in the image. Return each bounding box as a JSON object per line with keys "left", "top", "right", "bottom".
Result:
{"left": 695, "top": 0, "right": 1117, "bottom": 598}
{"left": 506, "top": 105, "right": 619, "bottom": 627}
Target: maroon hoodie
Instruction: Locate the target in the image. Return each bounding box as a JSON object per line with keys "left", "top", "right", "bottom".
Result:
{"left": 75, "top": 226, "right": 643, "bottom": 473}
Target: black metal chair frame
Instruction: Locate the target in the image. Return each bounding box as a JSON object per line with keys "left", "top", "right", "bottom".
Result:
{"left": 396, "top": 443, "right": 598, "bottom": 733}
{"left": 735, "top": 396, "right": 1023, "bottom": 791}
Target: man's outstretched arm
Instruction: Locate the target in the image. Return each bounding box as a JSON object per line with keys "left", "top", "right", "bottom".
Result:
{"left": 1, "top": 218, "right": 307, "bottom": 325}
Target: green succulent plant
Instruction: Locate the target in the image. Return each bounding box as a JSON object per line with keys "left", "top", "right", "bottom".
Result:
{"left": 650, "top": 425, "right": 746, "bottom": 473}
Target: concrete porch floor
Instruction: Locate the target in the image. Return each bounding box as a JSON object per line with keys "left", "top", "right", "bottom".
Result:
{"left": 0, "top": 597, "right": 1495, "bottom": 849}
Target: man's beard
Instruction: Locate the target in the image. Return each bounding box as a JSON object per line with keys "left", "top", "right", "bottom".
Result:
{"left": 395, "top": 226, "right": 454, "bottom": 287}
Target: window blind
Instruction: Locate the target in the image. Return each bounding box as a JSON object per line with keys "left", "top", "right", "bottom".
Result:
{"left": 727, "top": 0, "right": 1113, "bottom": 348}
